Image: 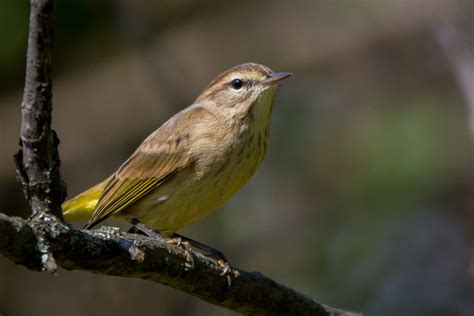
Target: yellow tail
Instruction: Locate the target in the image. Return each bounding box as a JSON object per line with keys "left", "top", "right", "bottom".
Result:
{"left": 62, "top": 179, "right": 109, "bottom": 222}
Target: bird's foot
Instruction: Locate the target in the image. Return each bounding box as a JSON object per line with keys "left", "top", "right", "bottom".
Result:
{"left": 171, "top": 233, "right": 240, "bottom": 286}
{"left": 167, "top": 237, "right": 194, "bottom": 269}
{"left": 129, "top": 220, "right": 194, "bottom": 269}
{"left": 217, "top": 259, "right": 240, "bottom": 287}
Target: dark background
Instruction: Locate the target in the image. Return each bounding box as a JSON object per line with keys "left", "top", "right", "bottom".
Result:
{"left": 0, "top": 1, "right": 473, "bottom": 315}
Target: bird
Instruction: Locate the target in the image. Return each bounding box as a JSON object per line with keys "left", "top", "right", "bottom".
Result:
{"left": 62, "top": 63, "right": 291, "bottom": 275}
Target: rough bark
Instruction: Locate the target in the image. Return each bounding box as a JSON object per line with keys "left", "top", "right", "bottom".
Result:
{"left": 0, "top": 213, "right": 359, "bottom": 316}
{"left": 13, "top": 0, "right": 66, "bottom": 220}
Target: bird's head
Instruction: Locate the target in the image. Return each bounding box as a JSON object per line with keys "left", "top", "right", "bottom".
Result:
{"left": 196, "top": 63, "right": 291, "bottom": 118}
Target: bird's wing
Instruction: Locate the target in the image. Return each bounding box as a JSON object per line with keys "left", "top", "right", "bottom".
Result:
{"left": 84, "top": 107, "right": 214, "bottom": 229}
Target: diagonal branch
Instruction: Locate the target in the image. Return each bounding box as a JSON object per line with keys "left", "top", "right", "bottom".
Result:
{"left": 435, "top": 3, "right": 474, "bottom": 138}
{"left": 0, "top": 212, "right": 359, "bottom": 316}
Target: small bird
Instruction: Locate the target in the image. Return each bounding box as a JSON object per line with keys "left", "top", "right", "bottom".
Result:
{"left": 62, "top": 63, "right": 291, "bottom": 272}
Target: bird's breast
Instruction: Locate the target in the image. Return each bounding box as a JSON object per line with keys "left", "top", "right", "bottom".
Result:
{"left": 130, "top": 115, "right": 270, "bottom": 232}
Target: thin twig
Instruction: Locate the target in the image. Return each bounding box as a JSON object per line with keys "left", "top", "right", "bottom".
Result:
{"left": 435, "top": 1, "right": 474, "bottom": 138}
{"left": 14, "top": 0, "right": 66, "bottom": 219}
{"left": 13, "top": 0, "right": 66, "bottom": 274}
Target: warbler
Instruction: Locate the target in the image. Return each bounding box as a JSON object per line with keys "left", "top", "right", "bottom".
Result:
{"left": 63, "top": 63, "right": 291, "bottom": 243}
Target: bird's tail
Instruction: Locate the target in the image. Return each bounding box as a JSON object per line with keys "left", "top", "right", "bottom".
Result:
{"left": 62, "top": 179, "right": 109, "bottom": 222}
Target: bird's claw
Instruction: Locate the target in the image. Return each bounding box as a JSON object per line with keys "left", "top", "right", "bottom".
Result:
{"left": 217, "top": 259, "right": 240, "bottom": 287}
{"left": 167, "top": 237, "right": 194, "bottom": 269}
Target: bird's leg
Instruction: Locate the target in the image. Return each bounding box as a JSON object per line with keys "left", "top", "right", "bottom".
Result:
{"left": 173, "top": 233, "right": 240, "bottom": 286}
{"left": 127, "top": 225, "right": 146, "bottom": 235}
{"left": 128, "top": 219, "right": 194, "bottom": 267}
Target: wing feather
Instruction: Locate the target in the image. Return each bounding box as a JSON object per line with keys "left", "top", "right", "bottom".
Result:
{"left": 84, "top": 106, "right": 215, "bottom": 229}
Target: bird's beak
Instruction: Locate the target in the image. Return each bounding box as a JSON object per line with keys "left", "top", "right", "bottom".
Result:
{"left": 262, "top": 72, "right": 292, "bottom": 85}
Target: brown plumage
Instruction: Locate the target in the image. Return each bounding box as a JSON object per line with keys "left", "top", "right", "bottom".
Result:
{"left": 64, "top": 63, "right": 292, "bottom": 235}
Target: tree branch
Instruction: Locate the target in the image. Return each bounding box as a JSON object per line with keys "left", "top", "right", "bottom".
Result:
{"left": 0, "top": 212, "right": 359, "bottom": 316}
{"left": 435, "top": 4, "right": 474, "bottom": 138}
{"left": 14, "top": 0, "right": 66, "bottom": 219}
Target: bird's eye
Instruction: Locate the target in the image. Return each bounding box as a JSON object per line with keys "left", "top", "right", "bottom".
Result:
{"left": 230, "top": 78, "right": 243, "bottom": 90}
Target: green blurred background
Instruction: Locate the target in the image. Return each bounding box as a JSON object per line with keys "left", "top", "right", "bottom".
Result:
{"left": 0, "top": 0, "right": 473, "bottom": 315}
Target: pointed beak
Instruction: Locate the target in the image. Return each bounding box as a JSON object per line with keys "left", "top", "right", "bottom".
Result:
{"left": 261, "top": 72, "right": 292, "bottom": 85}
